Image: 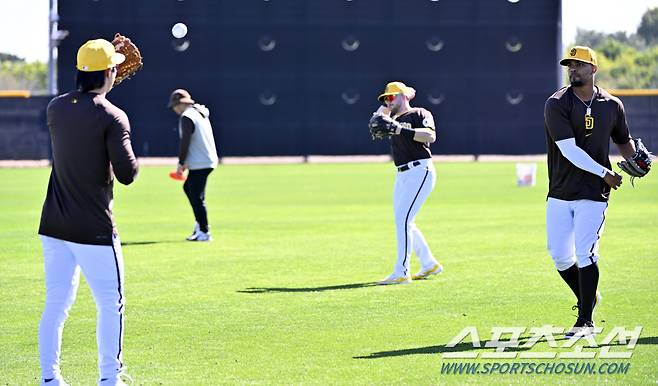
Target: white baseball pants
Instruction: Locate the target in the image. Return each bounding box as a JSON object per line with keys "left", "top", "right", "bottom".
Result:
{"left": 546, "top": 198, "right": 608, "bottom": 270}
{"left": 392, "top": 159, "right": 437, "bottom": 276}
{"left": 39, "top": 235, "right": 125, "bottom": 383}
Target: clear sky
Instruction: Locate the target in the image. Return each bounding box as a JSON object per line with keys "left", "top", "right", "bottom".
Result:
{"left": 1, "top": 0, "right": 658, "bottom": 62}
{"left": 0, "top": 0, "right": 49, "bottom": 62}
{"left": 561, "top": 0, "right": 658, "bottom": 46}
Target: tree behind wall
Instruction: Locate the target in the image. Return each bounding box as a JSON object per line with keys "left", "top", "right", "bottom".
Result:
{"left": 570, "top": 7, "right": 658, "bottom": 89}
{"left": 638, "top": 7, "right": 658, "bottom": 45}
{"left": 0, "top": 54, "right": 47, "bottom": 92}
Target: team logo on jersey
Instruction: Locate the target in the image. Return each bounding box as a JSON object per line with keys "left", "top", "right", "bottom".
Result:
{"left": 585, "top": 114, "right": 594, "bottom": 136}
{"left": 422, "top": 117, "right": 434, "bottom": 128}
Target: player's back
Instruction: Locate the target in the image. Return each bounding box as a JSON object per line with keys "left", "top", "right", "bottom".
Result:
{"left": 40, "top": 91, "right": 137, "bottom": 245}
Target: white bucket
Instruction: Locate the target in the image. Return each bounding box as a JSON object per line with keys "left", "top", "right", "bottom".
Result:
{"left": 516, "top": 163, "right": 537, "bottom": 187}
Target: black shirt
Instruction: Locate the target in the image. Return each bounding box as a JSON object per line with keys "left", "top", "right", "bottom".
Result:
{"left": 544, "top": 86, "right": 631, "bottom": 202}
{"left": 39, "top": 91, "right": 139, "bottom": 245}
{"left": 390, "top": 107, "right": 435, "bottom": 166}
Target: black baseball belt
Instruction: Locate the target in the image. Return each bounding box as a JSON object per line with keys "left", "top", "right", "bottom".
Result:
{"left": 397, "top": 160, "right": 421, "bottom": 172}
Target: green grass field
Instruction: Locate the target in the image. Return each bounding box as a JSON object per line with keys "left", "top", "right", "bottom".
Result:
{"left": 1, "top": 162, "right": 656, "bottom": 385}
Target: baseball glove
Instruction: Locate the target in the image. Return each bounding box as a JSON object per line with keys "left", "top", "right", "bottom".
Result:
{"left": 369, "top": 114, "right": 400, "bottom": 140}
{"left": 112, "top": 33, "right": 143, "bottom": 85}
{"left": 617, "top": 138, "right": 652, "bottom": 184}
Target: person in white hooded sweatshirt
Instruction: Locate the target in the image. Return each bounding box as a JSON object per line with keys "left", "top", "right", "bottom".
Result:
{"left": 168, "top": 89, "right": 219, "bottom": 241}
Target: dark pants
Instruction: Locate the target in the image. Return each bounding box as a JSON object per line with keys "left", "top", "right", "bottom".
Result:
{"left": 183, "top": 168, "right": 213, "bottom": 233}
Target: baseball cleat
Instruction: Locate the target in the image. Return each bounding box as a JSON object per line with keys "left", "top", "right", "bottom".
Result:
{"left": 41, "top": 375, "right": 69, "bottom": 386}
{"left": 565, "top": 319, "right": 596, "bottom": 338}
{"left": 185, "top": 221, "right": 201, "bottom": 241}
{"left": 99, "top": 379, "right": 129, "bottom": 386}
{"left": 411, "top": 263, "right": 444, "bottom": 280}
{"left": 186, "top": 230, "right": 211, "bottom": 242}
{"left": 377, "top": 274, "right": 411, "bottom": 285}
{"left": 99, "top": 368, "right": 133, "bottom": 386}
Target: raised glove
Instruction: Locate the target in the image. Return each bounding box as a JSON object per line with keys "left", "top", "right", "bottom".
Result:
{"left": 369, "top": 114, "right": 401, "bottom": 140}
{"left": 112, "top": 33, "right": 143, "bottom": 85}
{"left": 617, "top": 138, "right": 652, "bottom": 180}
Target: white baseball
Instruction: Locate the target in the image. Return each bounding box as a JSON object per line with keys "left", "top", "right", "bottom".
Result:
{"left": 171, "top": 23, "right": 188, "bottom": 39}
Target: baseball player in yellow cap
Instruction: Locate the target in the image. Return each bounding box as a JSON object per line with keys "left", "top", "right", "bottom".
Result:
{"left": 544, "top": 46, "right": 645, "bottom": 337}
{"left": 38, "top": 39, "right": 138, "bottom": 385}
{"left": 373, "top": 81, "right": 443, "bottom": 285}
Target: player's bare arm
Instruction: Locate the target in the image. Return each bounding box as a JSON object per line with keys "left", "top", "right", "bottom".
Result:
{"left": 373, "top": 104, "right": 391, "bottom": 116}
{"left": 393, "top": 125, "right": 436, "bottom": 143}
{"left": 603, "top": 171, "right": 622, "bottom": 190}
{"left": 616, "top": 140, "right": 636, "bottom": 159}
{"left": 612, "top": 141, "right": 636, "bottom": 187}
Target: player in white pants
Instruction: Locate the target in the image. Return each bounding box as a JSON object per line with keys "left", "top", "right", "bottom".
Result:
{"left": 546, "top": 198, "right": 608, "bottom": 272}
{"left": 38, "top": 39, "right": 138, "bottom": 385}
{"left": 393, "top": 158, "right": 438, "bottom": 279}
{"left": 374, "top": 82, "right": 443, "bottom": 285}
{"left": 39, "top": 236, "right": 127, "bottom": 385}
{"left": 544, "top": 46, "right": 638, "bottom": 337}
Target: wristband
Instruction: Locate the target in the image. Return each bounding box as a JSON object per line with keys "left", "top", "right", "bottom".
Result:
{"left": 399, "top": 127, "right": 415, "bottom": 140}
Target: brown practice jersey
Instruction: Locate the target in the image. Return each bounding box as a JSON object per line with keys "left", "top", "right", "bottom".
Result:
{"left": 544, "top": 86, "right": 631, "bottom": 202}
{"left": 39, "top": 91, "right": 139, "bottom": 245}
{"left": 391, "top": 107, "right": 435, "bottom": 166}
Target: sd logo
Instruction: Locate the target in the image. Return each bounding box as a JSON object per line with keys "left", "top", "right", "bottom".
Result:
{"left": 585, "top": 114, "right": 594, "bottom": 136}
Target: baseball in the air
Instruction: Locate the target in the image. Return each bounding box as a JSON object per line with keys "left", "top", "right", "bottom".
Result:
{"left": 171, "top": 23, "right": 188, "bottom": 39}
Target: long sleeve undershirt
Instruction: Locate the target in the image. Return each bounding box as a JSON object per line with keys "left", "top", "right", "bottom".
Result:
{"left": 555, "top": 138, "right": 610, "bottom": 178}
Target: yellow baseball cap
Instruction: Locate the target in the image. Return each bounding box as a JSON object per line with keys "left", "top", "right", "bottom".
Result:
{"left": 560, "top": 46, "right": 597, "bottom": 66}
{"left": 76, "top": 39, "right": 125, "bottom": 72}
{"left": 378, "top": 81, "right": 416, "bottom": 102}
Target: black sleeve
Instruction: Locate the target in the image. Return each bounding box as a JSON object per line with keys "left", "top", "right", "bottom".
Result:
{"left": 399, "top": 128, "right": 415, "bottom": 140}
{"left": 178, "top": 116, "right": 195, "bottom": 165}
{"left": 106, "top": 110, "right": 138, "bottom": 185}
{"left": 611, "top": 99, "right": 632, "bottom": 145}
{"left": 544, "top": 98, "right": 574, "bottom": 141}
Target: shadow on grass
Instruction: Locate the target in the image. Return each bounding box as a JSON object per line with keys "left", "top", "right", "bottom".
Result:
{"left": 121, "top": 240, "right": 186, "bottom": 246}
{"left": 237, "top": 282, "right": 379, "bottom": 293}
{"left": 354, "top": 341, "right": 491, "bottom": 359}
{"left": 354, "top": 335, "right": 658, "bottom": 359}
{"left": 599, "top": 336, "right": 658, "bottom": 347}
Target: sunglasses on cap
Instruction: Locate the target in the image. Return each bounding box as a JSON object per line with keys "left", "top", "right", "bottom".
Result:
{"left": 383, "top": 94, "right": 398, "bottom": 103}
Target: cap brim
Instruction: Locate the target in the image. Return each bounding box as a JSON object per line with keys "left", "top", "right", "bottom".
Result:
{"left": 559, "top": 58, "right": 594, "bottom": 66}
{"left": 378, "top": 92, "right": 397, "bottom": 102}
{"left": 168, "top": 97, "right": 195, "bottom": 108}
{"left": 378, "top": 91, "right": 415, "bottom": 102}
